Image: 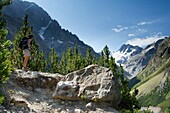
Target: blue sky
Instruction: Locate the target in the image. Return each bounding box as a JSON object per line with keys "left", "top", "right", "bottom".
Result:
{"left": 25, "top": 0, "right": 170, "bottom": 52}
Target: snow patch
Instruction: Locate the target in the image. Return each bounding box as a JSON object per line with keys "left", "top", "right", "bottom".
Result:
{"left": 69, "top": 41, "right": 74, "bottom": 45}
{"left": 25, "top": 4, "right": 34, "bottom": 11}
{"left": 112, "top": 48, "right": 138, "bottom": 65}
{"left": 38, "top": 21, "right": 52, "bottom": 40}
{"left": 58, "top": 40, "right": 63, "bottom": 44}
{"left": 142, "top": 45, "right": 154, "bottom": 54}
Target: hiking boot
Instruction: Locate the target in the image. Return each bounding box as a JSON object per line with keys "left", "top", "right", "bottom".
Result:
{"left": 22, "top": 67, "right": 28, "bottom": 72}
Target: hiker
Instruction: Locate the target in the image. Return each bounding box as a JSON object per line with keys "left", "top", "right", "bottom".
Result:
{"left": 22, "top": 34, "right": 33, "bottom": 71}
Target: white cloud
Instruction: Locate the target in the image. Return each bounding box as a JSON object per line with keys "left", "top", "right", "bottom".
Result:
{"left": 137, "top": 21, "right": 152, "bottom": 26}
{"left": 130, "top": 25, "right": 138, "bottom": 29}
{"left": 124, "top": 27, "right": 128, "bottom": 29}
{"left": 137, "top": 29, "right": 147, "bottom": 33}
{"left": 113, "top": 19, "right": 160, "bottom": 33}
{"left": 117, "top": 25, "right": 122, "bottom": 27}
{"left": 126, "top": 32, "right": 165, "bottom": 47}
{"left": 112, "top": 26, "right": 128, "bottom": 32}
{"left": 112, "top": 28, "right": 123, "bottom": 32}
{"left": 128, "top": 29, "right": 147, "bottom": 37}
{"left": 128, "top": 34, "right": 135, "bottom": 37}
{"left": 137, "top": 19, "right": 159, "bottom": 26}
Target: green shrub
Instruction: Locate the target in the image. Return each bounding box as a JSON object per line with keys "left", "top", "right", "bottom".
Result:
{"left": 164, "top": 107, "right": 170, "bottom": 113}
{"left": 0, "top": 94, "right": 4, "bottom": 105}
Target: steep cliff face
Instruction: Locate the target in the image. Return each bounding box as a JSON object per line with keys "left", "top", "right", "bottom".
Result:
{"left": 3, "top": 0, "right": 99, "bottom": 57}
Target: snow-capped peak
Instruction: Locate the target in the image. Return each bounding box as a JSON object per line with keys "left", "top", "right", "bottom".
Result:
{"left": 112, "top": 44, "right": 143, "bottom": 65}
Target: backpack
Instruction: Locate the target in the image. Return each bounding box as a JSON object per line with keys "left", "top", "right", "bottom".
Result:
{"left": 19, "top": 37, "right": 29, "bottom": 50}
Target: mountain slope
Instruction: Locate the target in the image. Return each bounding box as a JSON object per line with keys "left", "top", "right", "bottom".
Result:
{"left": 131, "top": 37, "right": 170, "bottom": 111}
{"left": 3, "top": 0, "right": 99, "bottom": 57}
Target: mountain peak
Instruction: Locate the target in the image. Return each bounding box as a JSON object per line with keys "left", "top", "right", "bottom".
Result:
{"left": 119, "top": 44, "right": 142, "bottom": 53}
{"left": 113, "top": 44, "right": 143, "bottom": 65}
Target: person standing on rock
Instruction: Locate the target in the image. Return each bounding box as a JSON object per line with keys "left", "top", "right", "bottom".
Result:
{"left": 21, "top": 34, "right": 33, "bottom": 71}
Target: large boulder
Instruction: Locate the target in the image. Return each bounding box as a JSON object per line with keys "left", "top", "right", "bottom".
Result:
{"left": 52, "top": 81, "right": 79, "bottom": 100}
{"left": 53, "top": 65, "right": 121, "bottom": 106}
{"left": 13, "top": 70, "right": 63, "bottom": 91}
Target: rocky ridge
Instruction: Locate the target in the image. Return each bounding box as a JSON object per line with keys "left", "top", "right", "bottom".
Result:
{"left": 0, "top": 65, "right": 120, "bottom": 113}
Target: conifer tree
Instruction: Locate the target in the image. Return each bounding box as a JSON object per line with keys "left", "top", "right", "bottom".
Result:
{"left": 92, "top": 56, "right": 96, "bottom": 65}
{"left": 73, "top": 45, "right": 79, "bottom": 70}
{"left": 0, "top": 0, "right": 11, "bottom": 9}
{"left": 118, "top": 64, "right": 139, "bottom": 110}
{"left": 60, "top": 51, "right": 67, "bottom": 75}
{"left": 27, "top": 35, "right": 39, "bottom": 71}
{"left": 99, "top": 51, "right": 105, "bottom": 66}
{"left": 78, "top": 53, "right": 85, "bottom": 69}
{"left": 109, "top": 56, "right": 117, "bottom": 77}
{"left": 49, "top": 48, "right": 59, "bottom": 73}
{"left": 34, "top": 50, "right": 47, "bottom": 71}
{"left": 103, "top": 45, "right": 110, "bottom": 67}
{"left": 0, "top": 0, "right": 11, "bottom": 84}
{"left": 85, "top": 47, "right": 92, "bottom": 66}
{"left": 119, "top": 64, "right": 128, "bottom": 92}
{"left": 0, "top": 0, "right": 12, "bottom": 104}
{"left": 66, "top": 47, "right": 73, "bottom": 74}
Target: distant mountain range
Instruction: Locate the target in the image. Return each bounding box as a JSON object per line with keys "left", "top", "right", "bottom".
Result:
{"left": 113, "top": 39, "right": 164, "bottom": 79}
{"left": 3, "top": 0, "right": 99, "bottom": 57}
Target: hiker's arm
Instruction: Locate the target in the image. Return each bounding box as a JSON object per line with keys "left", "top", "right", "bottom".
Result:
{"left": 28, "top": 39, "right": 31, "bottom": 50}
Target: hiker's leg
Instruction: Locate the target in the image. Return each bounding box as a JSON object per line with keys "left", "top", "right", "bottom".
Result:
{"left": 23, "top": 48, "right": 31, "bottom": 68}
{"left": 27, "top": 56, "right": 30, "bottom": 68}
{"left": 23, "top": 56, "right": 27, "bottom": 68}
{"left": 23, "top": 56, "right": 29, "bottom": 68}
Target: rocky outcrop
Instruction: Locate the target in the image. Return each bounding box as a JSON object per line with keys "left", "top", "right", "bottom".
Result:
{"left": 0, "top": 66, "right": 121, "bottom": 113}
{"left": 13, "top": 70, "right": 63, "bottom": 91}
{"left": 53, "top": 81, "right": 80, "bottom": 100}
{"left": 53, "top": 65, "right": 121, "bottom": 106}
